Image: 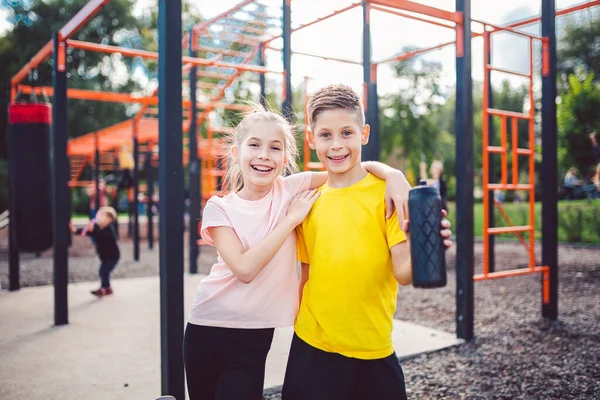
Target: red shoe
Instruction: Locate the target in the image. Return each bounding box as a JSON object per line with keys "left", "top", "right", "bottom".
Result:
{"left": 90, "top": 288, "right": 107, "bottom": 297}
{"left": 105, "top": 287, "right": 113, "bottom": 295}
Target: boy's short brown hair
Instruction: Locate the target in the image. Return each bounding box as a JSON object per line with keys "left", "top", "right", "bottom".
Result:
{"left": 98, "top": 206, "right": 117, "bottom": 222}
{"left": 307, "top": 84, "right": 365, "bottom": 130}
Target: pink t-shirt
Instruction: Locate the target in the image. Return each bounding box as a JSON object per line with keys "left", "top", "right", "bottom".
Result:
{"left": 187, "top": 172, "right": 312, "bottom": 329}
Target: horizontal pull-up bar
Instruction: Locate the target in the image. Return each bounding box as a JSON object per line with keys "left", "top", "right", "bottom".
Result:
{"left": 67, "top": 40, "right": 279, "bottom": 74}
{"left": 473, "top": 19, "right": 543, "bottom": 40}
{"left": 18, "top": 85, "right": 157, "bottom": 104}
{"left": 367, "top": 0, "right": 463, "bottom": 24}
{"left": 369, "top": 4, "right": 455, "bottom": 30}
{"left": 264, "top": 2, "right": 361, "bottom": 44}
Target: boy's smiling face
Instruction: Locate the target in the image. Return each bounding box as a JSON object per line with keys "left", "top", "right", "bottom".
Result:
{"left": 309, "top": 108, "right": 370, "bottom": 175}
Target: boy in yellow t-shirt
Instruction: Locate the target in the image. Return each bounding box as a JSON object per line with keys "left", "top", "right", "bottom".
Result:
{"left": 282, "top": 85, "right": 453, "bottom": 400}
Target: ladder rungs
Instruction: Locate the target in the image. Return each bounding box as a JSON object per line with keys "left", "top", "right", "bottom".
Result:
{"left": 488, "top": 184, "right": 533, "bottom": 190}
{"left": 488, "top": 225, "right": 533, "bottom": 235}
{"left": 488, "top": 108, "right": 531, "bottom": 120}
{"left": 516, "top": 148, "right": 533, "bottom": 155}
{"left": 474, "top": 266, "right": 548, "bottom": 281}
{"left": 487, "top": 146, "right": 505, "bottom": 154}
{"left": 486, "top": 64, "right": 531, "bottom": 79}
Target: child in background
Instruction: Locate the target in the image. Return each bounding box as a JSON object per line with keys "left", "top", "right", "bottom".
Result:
{"left": 183, "top": 104, "right": 409, "bottom": 400}
{"left": 71, "top": 206, "right": 120, "bottom": 297}
{"left": 282, "top": 85, "right": 453, "bottom": 400}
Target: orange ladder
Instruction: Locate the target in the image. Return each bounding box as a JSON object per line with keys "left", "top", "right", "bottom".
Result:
{"left": 476, "top": 21, "right": 549, "bottom": 303}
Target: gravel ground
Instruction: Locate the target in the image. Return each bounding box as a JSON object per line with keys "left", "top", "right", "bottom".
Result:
{"left": 1, "top": 228, "right": 599, "bottom": 399}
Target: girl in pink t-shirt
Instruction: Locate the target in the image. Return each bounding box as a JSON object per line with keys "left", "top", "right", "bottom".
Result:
{"left": 183, "top": 106, "right": 409, "bottom": 400}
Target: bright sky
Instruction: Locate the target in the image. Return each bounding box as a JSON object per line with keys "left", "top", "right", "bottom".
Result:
{"left": 1, "top": 0, "right": 596, "bottom": 97}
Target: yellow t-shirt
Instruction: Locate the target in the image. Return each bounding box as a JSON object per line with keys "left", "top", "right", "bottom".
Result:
{"left": 295, "top": 173, "right": 407, "bottom": 360}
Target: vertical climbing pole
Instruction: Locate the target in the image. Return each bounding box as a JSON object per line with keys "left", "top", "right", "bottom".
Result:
{"left": 454, "top": 0, "right": 474, "bottom": 341}
{"left": 188, "top": 31, "right": 200, "bottom": 274}
{"left": 158, "top": 0, "right": 185, "bottom": 396}
{"left": 541, "top": 0, "right": 558, "bottom": 320}
{"left": 52, "top": 32, "right": 69, "bottom": 326}
{"left": 282, "top": 0, "right": 292, "bottom": 121}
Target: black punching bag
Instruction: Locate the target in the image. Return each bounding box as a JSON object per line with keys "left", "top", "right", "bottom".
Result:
{"left": 8, "top": 103, "right": 53, "bottom": 252}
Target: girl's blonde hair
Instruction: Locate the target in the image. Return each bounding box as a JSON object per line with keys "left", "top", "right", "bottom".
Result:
{"left": 223, "top": 103, "right": 299, "bottom": 192}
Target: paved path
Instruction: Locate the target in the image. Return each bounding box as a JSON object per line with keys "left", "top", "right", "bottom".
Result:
{"left": 0, "top": 274, "right": 462, "bottom": 400}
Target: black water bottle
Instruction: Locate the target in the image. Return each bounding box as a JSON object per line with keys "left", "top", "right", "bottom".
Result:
{"left": 408, "top": 180, "right": 447, "bottom": 288}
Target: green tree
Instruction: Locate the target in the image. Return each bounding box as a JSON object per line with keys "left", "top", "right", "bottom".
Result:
{"left": 0, "top": 0, "right": 154, "bottom": 159}
{"left": 379, "top": 52, "right": 446, "bottom": 183}
{"left": 557, "top": 73, "right": 600, "bottom": 174}
{"left": 557, "top": 8, "right": 600, "bottom": 88}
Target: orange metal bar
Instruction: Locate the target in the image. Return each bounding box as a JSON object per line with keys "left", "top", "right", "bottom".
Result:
{"left": 473, "top": 19, "right": 543, "bottom": 40}
{"left": 369, "top": 4, "right": 456, "bottom": 30}
{"left": 57, "top": 40, "right": 66, "bottom": 72}
{"left": 68, "top": 40, "right": 277, "bottom": 74}
{"left": 482, "top": 30, "right": 490, "bottom": 277}
{"left": 487, "top": 65, "right": 531, "bottom": 79}
{"left": 488, "top": 146, "right": 505, "bottom": 154}
{"left": 367, "top": 0, "right": 463, "bottom": 23}
{"left": 60, "top": 0, "right": 110, "bottom": 39}
{"left": 456, "top": 23, "right": 464, "bottom": 57}
{"left": 493, "top": 198, "right": 533, "bottom": 255}
{"left": 11, "top": 41, "right": 53, "bottom": 86}
{"left": 512, "top": 118, "right": 518, "bottom": 186}
{"left": 377, "top": 40, "right": 455, "bottom": 64}
{"left": 528, "top": 37, "right": 536, "bottom": 271}
{"left": 264, "top": 2, "right": 361, "bottom": 44}
{"left": 502, "top": 0, "right": 600, "bottom": 30}
{"left": 488, "top": 184, "right": 533, "bottom": 190}
{"left": 516, "top": 148, "right": 533, "bottom": 155}
{"left": 68, "top": 39, "right": 159, "bottom": 59}
{"left": 542, "top": 38, "right": 550, "bottom": 77}
{"left": 488, "top": 108, "right": 531, "bottom": 120}
{"left": 501, "top": 116, "right": 508, "bottom": 186}
{"left": 474, "top": 266, "right": 548, "bottom": 281}
{"left": 18, "top": 85, "right": 157, "bottom": 104}
{"left": 11, "top": 1, "right": 108, "bottom": 86}
{"left": 488, "top": 226, "right": 533, "bottom": 235}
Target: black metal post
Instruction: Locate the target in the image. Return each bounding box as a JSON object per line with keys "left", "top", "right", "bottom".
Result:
{"left": 362, "top": 2, "right": 378, "bottom": 161}
{"left": 368, "top": 64, "right": 380, "bottom": 161}
{"left": 281, "top": 0, "right": 292, "bottom": 120}
{"left": 486, "top": 32, "right": 495, "bottom": 273}
{"left": 52, "top": 32, "right": 69, "bottom": 326}
{"left": 94, "top": 131, "right": 100, "bottom": 214}
{"left": 158, "top": 1, "right": 185, "bottom": 398}
{"left": 189, "top": 33, "right": 199, "bottom": 274}
{"left": 133, "top": 120, "right": 140, "bottom": 261}
{"left": 146, "top": 147, "right": 154, "bottom": 249}
{"left": 541, "top": 0, "right": 558, "bottom": 320}
{"left": 455, "top": 0, "right": 474, "bottom": 341}
{"left": 259, "top": 42, "right": 267, "bottom": 108}
{"left": 7, "top": 80, "right": 20, "bottom": 291}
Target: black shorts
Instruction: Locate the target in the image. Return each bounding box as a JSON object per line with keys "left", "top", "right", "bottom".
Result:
{"left": 183, "top": 323, "right": 274, "bottom": 400}
{"left": 282, "top": 333, "right": 407, "bottom": 400}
